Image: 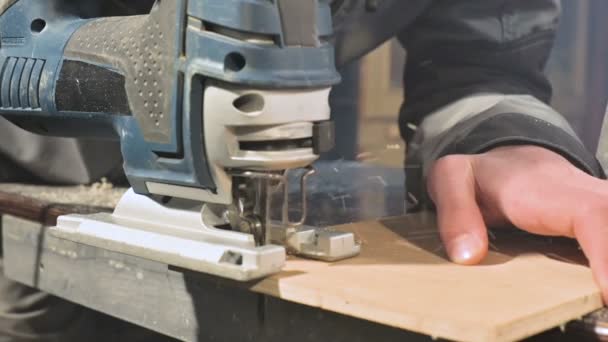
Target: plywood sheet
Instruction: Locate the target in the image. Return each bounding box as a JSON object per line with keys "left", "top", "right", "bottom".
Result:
{"left": 251, "top": 213, "right": 603, "bottom": 342}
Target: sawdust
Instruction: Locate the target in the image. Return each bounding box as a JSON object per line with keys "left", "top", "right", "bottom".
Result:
{"left": 0, "top": 178, "right": 127, "bottom": 208}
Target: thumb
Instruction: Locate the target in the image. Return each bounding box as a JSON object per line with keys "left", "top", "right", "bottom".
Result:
{"left": 427, "top": 156, "right": 489, "bottom": 265}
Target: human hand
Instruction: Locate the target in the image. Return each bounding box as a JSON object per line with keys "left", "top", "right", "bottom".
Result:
{"left": 427, "top": 145, "right": 608, "bottom": 302}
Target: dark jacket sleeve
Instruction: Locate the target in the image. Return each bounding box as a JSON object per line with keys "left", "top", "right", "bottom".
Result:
{"left": 0, "top": 117, "right": 125, "bottom": 185}
{"left": 397, "top": 0, "right": 605, "bottom": 204}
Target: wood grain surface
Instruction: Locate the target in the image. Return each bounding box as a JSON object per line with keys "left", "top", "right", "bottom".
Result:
{"left": 251, "top": 214, "right": 603, "bottom": 342}
{"left": 0, "top": 190, "right": 112, "bottom": 225}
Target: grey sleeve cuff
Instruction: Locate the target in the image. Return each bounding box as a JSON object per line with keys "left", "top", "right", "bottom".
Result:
{"left": 406, "top": 94, "right": 605, "bottom": 208}
{"left": 437, "top": 113, "right": 604, "bottom": 177}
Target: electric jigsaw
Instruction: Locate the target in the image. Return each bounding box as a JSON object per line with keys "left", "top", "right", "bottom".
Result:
{"left": 0, "top": 0, "right": 361, "bottom": 280}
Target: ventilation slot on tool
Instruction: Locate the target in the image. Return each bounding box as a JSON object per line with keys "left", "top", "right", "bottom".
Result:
{"left": 0, "top": 57, "right": 45, "bottom": 109}
{"left": 239, "top": 138, "right": 313, "bottom": 151}
{"left": 202, "top": 21, "right": 279, "bottom": 46}
{"left": 233, "top": 94, "right": 264, "bottom": 113}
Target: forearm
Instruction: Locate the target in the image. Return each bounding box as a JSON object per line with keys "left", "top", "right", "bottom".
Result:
{"left": 408, "top": 93, "right": 604, "bottom": 179}
{"left": 397, "top": 0, "right": 605, "bottom": 206}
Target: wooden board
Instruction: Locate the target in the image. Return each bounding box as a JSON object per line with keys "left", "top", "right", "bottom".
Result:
{"left": 0, "top": 184, "right": 605, "bottom": 341}
{"left": 251, "top": 214, "right": 604, "bottom": 342}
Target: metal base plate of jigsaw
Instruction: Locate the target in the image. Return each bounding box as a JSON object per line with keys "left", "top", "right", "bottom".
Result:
{"left": 50, "top": 189, "right": 360, "bottom": 281}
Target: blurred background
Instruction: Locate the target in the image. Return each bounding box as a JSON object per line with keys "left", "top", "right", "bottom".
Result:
{"left": 326, "top": 0, "right": 608, "bottom": 168}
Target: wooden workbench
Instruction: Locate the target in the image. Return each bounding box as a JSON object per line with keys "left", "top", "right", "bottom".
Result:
{"left": 0, "top": 184, "right": 606, "bottom": 342}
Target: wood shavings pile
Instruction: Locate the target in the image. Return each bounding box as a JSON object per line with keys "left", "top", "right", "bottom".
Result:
{"left": 0, "top": 178, "right": 127, "bottom": 208}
